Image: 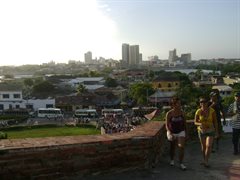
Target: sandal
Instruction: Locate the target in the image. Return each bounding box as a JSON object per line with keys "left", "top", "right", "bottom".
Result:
{"left": 204, "top": 163, "right": 210, "bottom": 168}
{"left": 180, "top": 163, "right": 187, "bottom": 170}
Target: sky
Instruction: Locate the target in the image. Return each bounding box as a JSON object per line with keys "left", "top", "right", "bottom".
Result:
{"left": 0, "top": 0, "right": 239, "bottom": 66}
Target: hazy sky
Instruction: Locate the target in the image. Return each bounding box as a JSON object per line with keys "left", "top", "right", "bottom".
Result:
{"left": 0, "top": 0, "right": 239, "bottom": 66}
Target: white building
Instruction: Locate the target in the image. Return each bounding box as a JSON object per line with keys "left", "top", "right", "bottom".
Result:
{"left": 0, "top": 87, "right": 55, "bottom": 112}
{"left": 212, "top": 85, "right": 233, "bottom": 98}
{"left": 84, "top": 51, "right": 92, "bottom": 64}
{"left": 129, "top": 45, "right": 140, "bottom": 65}
{"left": 67, "top": 77, "right": 105, "bottom": 91}
{"left": 0, "top": 90, "right": 24, "bottom": 110}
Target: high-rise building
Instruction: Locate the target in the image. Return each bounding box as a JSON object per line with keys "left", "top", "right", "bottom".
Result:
{"left": 129, "top": 45, "right": 140, "bottom": 65}
{"left": 139, "top": 53, "right": 142, "bottom": 63}
{"left": 122, "top": 43, "right": 129, "bottom": 65}
{"left": 168, "top": 49, "right": 177, "bottom": 63}
{"left": 84, "top": 51, "right": 92, "bottom": 64}
{"left": 180, "top": 53, "right": 191, "bottom": 64}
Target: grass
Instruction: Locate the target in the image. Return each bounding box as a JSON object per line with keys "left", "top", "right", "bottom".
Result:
{"left": 1, "top": 124, "right": 100, "bottom": 139}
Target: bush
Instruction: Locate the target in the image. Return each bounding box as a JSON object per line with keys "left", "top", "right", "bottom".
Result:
{"left": 0, "top": 131, "right": 8, "bottom": 139}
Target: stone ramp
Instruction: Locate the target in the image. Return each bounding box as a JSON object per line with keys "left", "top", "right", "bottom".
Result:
{"left": 84, "top": 134, "right": 240, "bottom": 180}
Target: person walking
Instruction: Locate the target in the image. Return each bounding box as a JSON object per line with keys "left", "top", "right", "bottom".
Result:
{"left": 209, "top": 91, "right": 226, "bottom": 151}
{"left": 165, "top": 97, "right": 187, "bottom": 170}
{"left": 194, "top": 96, "right": 219, "bottom": 168}
{"left": 227, "top": 92, "right": 240, "bottom": 155}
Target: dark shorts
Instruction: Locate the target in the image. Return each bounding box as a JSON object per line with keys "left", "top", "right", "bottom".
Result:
{"left": 198, "top": 131, "right": 215, "bottom": 138}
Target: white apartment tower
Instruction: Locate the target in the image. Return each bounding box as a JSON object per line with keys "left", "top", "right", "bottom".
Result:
{"left": 129, "top": 45, "right": 140, "bottom": 65}
{"left": 84, "top": 51, "right": 92, "bottom": 64}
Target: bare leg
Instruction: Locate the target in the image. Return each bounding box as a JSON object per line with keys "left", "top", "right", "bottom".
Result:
{"left": 178, "top": 137, "right": 185, "bottom": 163}
{"left": 204, "top": 136, "right": 214, "bottom": 166}
{"left": 170, "top": 140, "right": 176, "bottom": 161}
{"left": 199, "top": 135, "right": 206, "bottom": 163}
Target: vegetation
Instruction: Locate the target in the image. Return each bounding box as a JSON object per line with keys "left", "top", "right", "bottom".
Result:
{"left": 76, "top": 84, "right": 87, "bottom": 94}
{"left": 1, "top": 124, "right": 100, "bottom": 139}
{"left": 129, "top": 82, "right": 155, "bottom": 105}
{"left": 105, "top": 77, "right": 118, "bottom": 87}
{"left": 0, "top": 115, "right": 28, "bottom": 121}
{"left": 0, "top": 131, "right": 7, "bottom": 139}
{"left": 3, "top": 74, "right": 14, "bottom": 79}
{"left": 196, "top": 63, "right": 240, "bottom": 75}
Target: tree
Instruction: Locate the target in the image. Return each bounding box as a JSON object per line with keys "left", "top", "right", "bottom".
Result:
{"left": 32, "top": 81, "right": 55, "bottom": 96}
{"left": 232, "top": 83, "right": 240, "bottom": 91}
{"left": 24, "top": 78, "right": 34, "bottom": 87}
{"left": 195, "top": 69, "right": 203, "bottom": 80}
{"left": 105, "top": 77, "right": 118, "bottom": 87}
{"left": 129, "top": 82, "right": 154, "bottom": 106}
{"left": 23, "top": 78, "right": 34, "bottom": 99}
{"left": 3, "top": 74, "right": 14, "bottom": 79}
{"left": 89, "top": 71, "right": 101, "bottom": 77}
{"left": 76, "top": 84, "right": 87, "bottom": 95}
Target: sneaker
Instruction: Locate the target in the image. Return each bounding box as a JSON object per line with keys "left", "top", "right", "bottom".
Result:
{"left": 170, "top": 160, "right": 174, "bottom": 166}
{"left": 180, "top": 163, "right": 187, "bottom": 170}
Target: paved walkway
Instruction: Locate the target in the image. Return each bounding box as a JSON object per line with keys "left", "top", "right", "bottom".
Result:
{"left": 85, "top": 134, "right": 240, "bottom": 180}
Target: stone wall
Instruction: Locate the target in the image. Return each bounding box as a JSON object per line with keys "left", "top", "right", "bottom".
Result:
{"left": 0, "top": 121, "right": 168, "bottom": 179}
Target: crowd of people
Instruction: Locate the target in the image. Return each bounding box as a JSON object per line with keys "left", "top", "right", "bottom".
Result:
{"left": 165, "top": 90, "right": 240, "bottom": 171}
{"left": 98, "top": 114, "right": 139, "bottom": 134}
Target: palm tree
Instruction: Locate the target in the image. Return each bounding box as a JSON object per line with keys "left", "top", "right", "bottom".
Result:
{"left": 76, "top": 84, "right": 87, "bottom": 95}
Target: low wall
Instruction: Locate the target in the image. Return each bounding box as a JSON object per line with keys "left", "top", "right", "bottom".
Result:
{"left": 0, "top": 121, "right": 167, "bottom": 179}
{"left": 0, "top": 121, "right": 196, "bottom": 179}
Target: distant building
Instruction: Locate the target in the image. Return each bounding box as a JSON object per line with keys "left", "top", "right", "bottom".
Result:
{"left": 122, "top": 43, "right": 129, "bottom": 65}
{"left": 129, "top": 45, "right": 140, "bottom": 66}
{"left": 223, "top": 74, "right": 240, "bottom": 85}
{"left": 168, "top": 48, "right": 178, "bottom": 64}
{"left": 139, "top": 53, "right": 142, "bottom": 63}
{"left": 0, "top": 85, "right": 23, "bottom": 111}
{"left": 180, "top": 53, "right": 191, "bottom": 64}
{"left": 212, "top": 85, "right": 232, "bottom": 98}
{"left": 211, "top": 75, "right": 224, "bottom": 85}
{"left": 67, "top": 77, "right": 105, "bottom": 91}
{"left": 0, "top": 84, "right": 55, "bottom": 111}
{"left": 148, "top": 56, "right": 159, "bottom": 61}
{"left": 84, "top": 51, "right": 92, "bottom": 64}
{"left": 152, "top": 76, "right": 180, "bottom": 92}
{"left": 122, "top": 43, "right": 140, "bottom": 66}
{"left": 149, "top": 90, "right": 176, "bottom": 106}
{"left": 56, "top": 91, "right": 120, "bottom": 112}
{"left": 112, "top": 69, "right": 147, "bottom": 82}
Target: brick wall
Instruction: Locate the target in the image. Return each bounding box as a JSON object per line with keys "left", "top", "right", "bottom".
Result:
{"left": 0, "top": 121, "right": 195, "bottom": 179}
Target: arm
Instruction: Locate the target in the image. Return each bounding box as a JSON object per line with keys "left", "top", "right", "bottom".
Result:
{"left": 219, "top": 103, "right": 226, "bottom": 124}
{"left": 209, "top": 101, "right": 215, "bottom": 108}
{"left": 165, "top": 111, "right": 171, "bottom": 132}
{"left": 212, "top": 110, "right": 219, "bottom": 137}
{"left": 194, "top": 110, "right": 201, "bottom": 126}
{"left": 182, "top": 112, "right": 188, "bottom": 138}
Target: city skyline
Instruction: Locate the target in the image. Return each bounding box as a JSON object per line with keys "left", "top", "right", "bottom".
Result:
{"left": 0, "top": 0, "right": 239, "bottom": 66}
